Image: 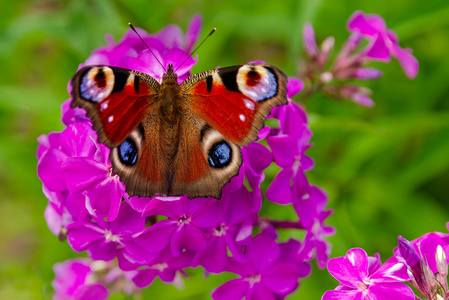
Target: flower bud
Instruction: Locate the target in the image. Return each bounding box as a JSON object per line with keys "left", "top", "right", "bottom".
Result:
{"left": 436, "top": 245, "right": 448, "bottom": 278}
{"left": 303, "top": 23, "right": 319, "bottom": 59}
{"left": 317, "top": 36, "right": 335, "bottom": 67}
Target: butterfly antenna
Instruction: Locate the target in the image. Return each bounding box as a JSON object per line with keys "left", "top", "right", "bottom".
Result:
{"left": 175, "top": 28, "right": 216, "bottom": 72}
{"left": 128, "top": 23, "right": 166, "bottom": 72}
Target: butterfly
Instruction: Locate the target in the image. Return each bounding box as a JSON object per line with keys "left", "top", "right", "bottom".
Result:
{"left": 71, "top": 63, "right": 287, "bottom": 199}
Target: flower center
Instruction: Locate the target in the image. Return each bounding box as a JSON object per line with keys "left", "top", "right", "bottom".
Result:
{"left": 292, "top": 156, "right": 302, "bottom": 175}
{"left": 245, "top": 274, "right": 261, "bottom": 288}
{"left": 104, "top": 231, "right": 121, "bottom": 243}
{"left": 151, "top": 263, "right": 168, "bottom": 272}
{"left": 356, "top": 280, "right": 368, "bottom": 290}
{"left": 214, "top": 224, "right": 227, "bottom": 236}
{"left": 177, "top": 215, "right": 191, "bottom": 224}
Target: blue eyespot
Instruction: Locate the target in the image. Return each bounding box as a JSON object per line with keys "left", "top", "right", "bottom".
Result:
{"left": 118, "top": 139, "right": 138, "bottom": 166}
{"left": 208, "top": 141, "right": 232, "bottom": 168}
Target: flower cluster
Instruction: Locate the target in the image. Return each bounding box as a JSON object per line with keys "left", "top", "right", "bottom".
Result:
{"left": 324, "top": 230, "right": 449, "bottom": 300}
{"left": 300, "top": 11, "right": 419, "bottom": 106}
{"left": 37, "top": 14, "right": 335, "bottom": 299}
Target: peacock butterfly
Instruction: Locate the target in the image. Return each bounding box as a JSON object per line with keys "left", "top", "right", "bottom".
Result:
{"left": 71, "top": 61, "right": 287, "bottom": 199}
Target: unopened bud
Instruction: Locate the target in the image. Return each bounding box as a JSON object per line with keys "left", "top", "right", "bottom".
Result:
{"left": 436, "top": 245, "right": 448, "bottom": 278}
{"left": 317, "top": 37, "right": 335, "bottom": 67}
{"left": 303, "top": 23, "right": 319, "bottom": 59}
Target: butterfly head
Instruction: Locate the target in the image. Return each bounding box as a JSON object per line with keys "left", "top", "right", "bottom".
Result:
{"left": 162, "top": 64, "right": 178, "bottom": 86}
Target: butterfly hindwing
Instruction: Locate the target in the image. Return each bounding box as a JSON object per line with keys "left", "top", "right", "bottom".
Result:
{"left": 171, "top": 117, "right": 242, "bottom": 199}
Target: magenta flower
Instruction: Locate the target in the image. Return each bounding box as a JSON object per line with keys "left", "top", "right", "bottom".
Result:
{"left": 347, "top": 10, "right": 419, "bottom": 78}
{"left": 408, "top": 232, "right": 449, "bottom": 273}
{"left": 52, "top": 258, "right": 108, "bottom": 300}
{"left": 212, "top": 233, "right": 304, "bottom": 300}
{"left": 266, "top": 99, "right": 313, "bottom": 204}
{"left": 194, "top": 185, "right": 254, "bottom": 273}
{"left": 66, "top": 203, "right": 155, "bottom": 270}
{"left": 134, "top": 196, "right": 219, "bottom": 257}
{"left": 294, "top": 185, "right": 335, "bottom": 268}
{"left": 300, "top": 12, "right": 419, "bottom": 107}
{"left": 323, "top": 248, "right": 414, "bottom": 300}
{"left": 394, "top": 233, "right": 449, "bottom": 299}
{"left": 132, "top": 248, "right": 194, "bottom": 288}
{"left": 62, "top": 155, "right": 128, "bottom": 222}
{"left": 303, "top": 23, "right": 319, "bottom": 59}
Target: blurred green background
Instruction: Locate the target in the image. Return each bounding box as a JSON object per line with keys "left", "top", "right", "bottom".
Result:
{"left": 1, "top": 0, "right": 448, "bottom": 299}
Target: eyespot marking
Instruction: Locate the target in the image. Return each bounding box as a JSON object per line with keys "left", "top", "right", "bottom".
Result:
{"left": 237, "top": 65, "right": 278, "bottom": 102}
{"left": 246, "top": 70, "right": 261, "bottom": 87}
{"left": 80, "top": 67, "right": 115, "bottom": 103}
{"left": 208, "top": 141, "right": 232, "bottom": 169}
{"left": 118, "top": 138, "right": 138, "bottom": 166}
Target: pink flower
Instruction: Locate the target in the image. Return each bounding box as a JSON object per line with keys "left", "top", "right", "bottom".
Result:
{"left": 348, "top": 11, "right": 419, "bottom": 78}
{"left": 52, "top": 258, "right": 108, "bottom": 300}
{"left": 212, "top": 233, "right": 304, "bottom": 300}
{"left": 323, "top": 248, "right": 414, "bottom": 300}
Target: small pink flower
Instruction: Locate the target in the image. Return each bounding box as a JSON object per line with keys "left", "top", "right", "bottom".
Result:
{"left": 52, "top": 258, "right": 108, "bottom": 300}
{"left": 323, "top": 248, "right": 414, "bottom": 300}
{"left": 348, "top": 11, "right": 419, "bottom": 78}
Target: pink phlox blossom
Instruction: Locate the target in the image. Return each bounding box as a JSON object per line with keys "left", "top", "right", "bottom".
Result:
{"left": 194, "top": 185, "right": 254, "bottom": 273}
{"left": 132, "top": 248, "right": 194, "bottom": 288}
{"left": 82, "top": 15, "right": 201, "bottom": 84}
{"left": 135, "top": 196, "right": 219, "bottom": 257}
{"left": 212, "top": 233, "right": 304, "bottom": 300}
{"left": 294, "top": 185, "right": 335, "bottom": 268}
{"left": 347, "top": 10, "right": 419, "bottom": 78}
{"left": 52, "top": 258, "right": 108, "bottom": 300}
{"left": 323, "top": 248, "right": 414, "bottom": 300}
{"left": 66, "top": 203, "right": 155, "bottom": 271}
{"left": 266, "top": 100, "right": 313, "bottom": 204}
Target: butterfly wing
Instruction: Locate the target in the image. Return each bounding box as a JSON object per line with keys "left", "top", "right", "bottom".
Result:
{"left": 172, "top": 64, "right": 288, "bottom": 198}
{"left": 182, "top": 64, "right": 288, "bottom": 146}
{"left": 71, "top": 66, "right": 160, "bottom": 147}
{"left": 71, "top": 66, "right": 168, "bottom": 196}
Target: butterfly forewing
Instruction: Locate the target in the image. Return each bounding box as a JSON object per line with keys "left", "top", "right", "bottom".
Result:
{"left": 71, "top": 66, "right": 160, "bottom": 147}
{"left": 182, "top": 64, "right": 288, "bottom": 146}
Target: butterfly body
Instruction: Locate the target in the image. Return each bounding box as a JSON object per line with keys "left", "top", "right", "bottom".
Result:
{"left": 71, "top": 63, "right": 287, "bottom": 199}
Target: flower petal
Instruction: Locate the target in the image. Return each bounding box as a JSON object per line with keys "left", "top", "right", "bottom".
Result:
{"left": 390, "top": 44, "right": 419, "bottom": 79}
{"left": 212, "top": 279, "right": 248, "bottom": 300}
{"left": 38, "top": 149, "right": 68, "bottom": 191}
{"left": 246, "top": 233, "right": 280, "bottom": 271}
{"left": 66, "top": 223, "right": 104, "bottom": 252}
{"left": 171, "top": 224, "right": 206, "bottom": 256}
{"left": 322, "top": 289, "right": 364, "bottom": 300}
{"left": 368, "top": 282, "right": 415, "bottom": 300}
{"left": 62, "top": 157, "right": 108, "bottom": 193}
{"left": 266, "top": 168, "right": 294, "bottom": 205}
{"left": 185, "top": 14, "right": 202, "bottom": 52}
{"left": 327, "top": 248, "right": 368, "bottom": 288}
{"left": 261, "top": 263, "right": 301, "bottom": 294}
